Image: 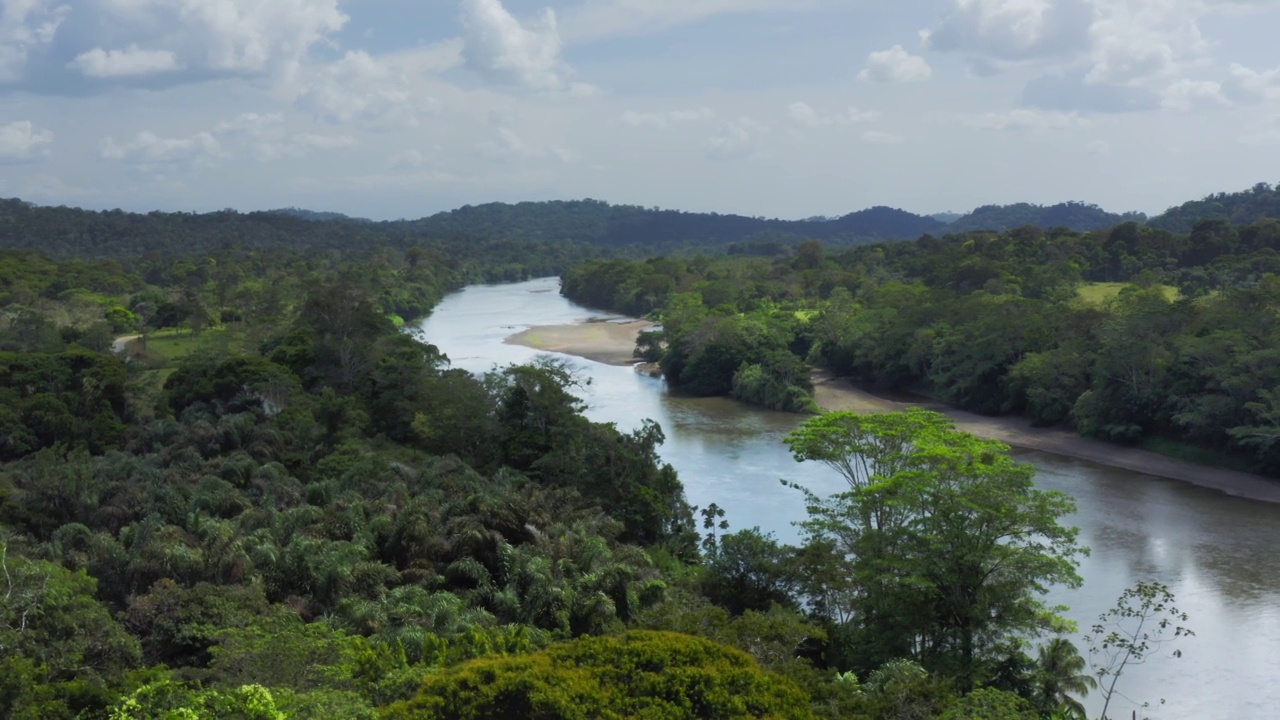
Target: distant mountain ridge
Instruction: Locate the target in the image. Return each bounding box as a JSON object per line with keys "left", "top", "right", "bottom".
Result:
{"left": 4, "top": 183, "right": 1280, "bottom": 259}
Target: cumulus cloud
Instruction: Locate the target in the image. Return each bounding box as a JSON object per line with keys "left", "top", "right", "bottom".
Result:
{"left": 787, "top": 102, "right": 879, "bottom": 127}
{"left": 69, "top": 45, "right": 182, "bottom": 78}
{"left": 857, "top": 45, "right": 932, "bottom": 83}
{"left": 706, "top": 117, "right": 767, "bottom": 160}
{"left": 6, "top": 0, "right": 347, "bottom": 89}
{"left": 295, "top": 49, "right": 450, "bottom": 129}
{"left": 621, "top": 108, "right": 714, "bottom": 128}
{"left": 1161, "top": 78, "right": 1226, "bottom": 112}
{"left": 0, "top": 0, "right": 68, "bottom": 83}
{"left": 924, "top": 0, "right": 1094, "bottom": 70}
{"left": 963, "top": 108, "right": 1090, "bottom": 130}
{"left": 559, "top": 0, "right": 804, "bottom": 43}
{"left": 100, "top": 131, "right": 225, "bottom": 167}
{"left": 461, "top": 0, "right": 589, "bottom": 93}
{"left": 0, "top": 120, "right": 54, "bottom": 159}
{"left": 1225, "top": 63, "right": 1280, "bottom": 104}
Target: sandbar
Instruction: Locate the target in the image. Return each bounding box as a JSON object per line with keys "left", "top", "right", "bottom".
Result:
{"left": 504, "top": 319, "right": 654, "bottom": 366}
{"left": 506, "top": 321, "right": 1280, "bottom": 502}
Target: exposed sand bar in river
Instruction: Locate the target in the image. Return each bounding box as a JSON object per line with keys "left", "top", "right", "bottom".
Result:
{"left": 504, "top": 319, "right": 655, "bottom": 366}
{"left": 506, "top": 320, "right": 1280, "bottom": 502}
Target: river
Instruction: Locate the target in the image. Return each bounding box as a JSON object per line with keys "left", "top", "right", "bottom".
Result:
{"left": 416, "top": 277, "right": 1280, "bottom": 719}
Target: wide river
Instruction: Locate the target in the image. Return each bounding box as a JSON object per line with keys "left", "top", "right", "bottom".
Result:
{"left": 417, "top": 277, "right": 1280, "bottom": 719}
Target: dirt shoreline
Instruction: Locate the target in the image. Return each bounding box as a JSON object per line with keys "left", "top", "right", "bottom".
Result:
{"left": 506, "top": 321, "right": 1280, "bottom": 503}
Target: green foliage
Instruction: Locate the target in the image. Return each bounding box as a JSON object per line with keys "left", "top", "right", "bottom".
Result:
{"left": 785, "top": 410, "right": 1084, "bottom": 687}
{"left": 381, "top": 630, "right": 817, "bottom": 720}
{"left": 938, "top": 687, "right": 1036, "bottom": 720}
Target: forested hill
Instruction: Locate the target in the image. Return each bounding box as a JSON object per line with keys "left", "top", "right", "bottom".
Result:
{"left": 405, "top": 200, "right": 946, "bottom": 250}
{"left": 944, "top": 201, "right": 1146, "bottom": 232}
{"left": 1147, "top": 182, "right": 1280, "bottom": 233}
{"left": 7, "top": 182, "right": 1280, "bottom": 261}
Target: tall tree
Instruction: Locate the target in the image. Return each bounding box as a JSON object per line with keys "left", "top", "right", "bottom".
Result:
{"left": 785, "top": 409, "right": 1085, "bottom": 687}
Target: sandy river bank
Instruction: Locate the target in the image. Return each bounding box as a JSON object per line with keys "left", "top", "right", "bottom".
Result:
{"left": 506, "top": 319, "right": 1280, "bottom": 502}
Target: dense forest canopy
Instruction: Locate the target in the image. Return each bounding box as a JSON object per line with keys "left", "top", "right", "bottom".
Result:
{"left": 0, "top": 181, "right": 1256, "bottom": 719}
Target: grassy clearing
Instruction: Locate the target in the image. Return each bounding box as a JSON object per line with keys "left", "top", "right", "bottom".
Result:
{"left": 126, "top": 327, "right": 251, "bottom": 369}
{"left": 1077, "top": 282, "right": 1178, "bottom": 305}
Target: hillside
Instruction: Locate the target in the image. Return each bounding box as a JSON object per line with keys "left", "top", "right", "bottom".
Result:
{"left": 1147, "top": 182, "right": 1280, "bottom": 233}
{"left": 944, "top": 201, "right": 1145, "bottom": 232}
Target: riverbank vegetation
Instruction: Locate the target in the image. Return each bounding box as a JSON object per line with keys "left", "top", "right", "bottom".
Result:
{"left": 562, "top": 212, "right": 1280, "bottom": 475}
{"left": 1, "top": 187, "right": 1248, "bottom": 718}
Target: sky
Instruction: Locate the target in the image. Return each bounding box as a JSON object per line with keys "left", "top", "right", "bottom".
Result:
{"left": 1, "top": 0, "right": 1280, "bottom": 221}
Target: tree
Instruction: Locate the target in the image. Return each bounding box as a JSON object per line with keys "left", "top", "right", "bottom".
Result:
{"left": 381, "top": 630, "right": 815, "bottom": 720}
{"left": 785, "top": 409, "right": 1085, "bottom": 687}
{"left": 1086, "top": 582, "right": 1193, "bottom": 720}
{"left": 1034, "top": 637, "right": 1095, "bottom": 719}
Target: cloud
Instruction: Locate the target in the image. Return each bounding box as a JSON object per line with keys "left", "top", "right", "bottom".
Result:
{"left": 1161, "top": 78, "right": 1226, "bottom": 112}
{"left": 963, "top": 108, "right": 1090, "bottom": 130}
{"left": 857, "top": 45, "right": 932, "bottom": 83}
{"left": 69, "top": 45, "right": 182, "bottom": 78}
{"left": 295, "top": 49, "right": 451, "bottom": 129}
{"left": 475, "top": 127, "right": 577, "bottom": 163}
{"left": 787, "top": 102, "right": 879, "bottom": 127}
{"left": 213, "top": 112, "right": 284, "bottom": 136}
{"left": 706, "top": 117, "right": 767, "bottom": 160}
{"left": 621, "top": 107, "right": 714, "bottom": 128}
{"left": 460, "top": 0, "right": 588, "bottom": 93}
{"left": 0, "top": 120, "right": 54, "bottom": 159}
{"left": 1084, "top": 0, "right": 1208, "bottom": 88}
{"left": 559, "top": 0, "right": 812, "bottom": 43}
{"left": 253, "top": 133, "right": 354, "bottom": 160}
{"left": 5, "top": 0, "right": 347, "bottom": 90}
{"left": 862, "top": 130, "right": 905, "bottom": 144}
{"left": 924, "top": 0, "right": 1094, "bottom": 70}
{"left": 0, "top": 0, "right": 68, "bottom": 83}
{"left": 1225, "top": 63, "right": 1280, "bottom": 104}
{"left": 100, "top": 131, "right": 225, "bottom": 167}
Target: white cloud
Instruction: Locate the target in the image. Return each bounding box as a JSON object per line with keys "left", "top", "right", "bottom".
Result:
{"left": 8, "top": 0, "right": 347, "bottom": 87}
{"left": 295, "top": 49, "right": 448, "bottom": 129}
{"left": 0, "top": 0, "right": 68, "bottom": 83}
{"left": 254, "top": 133, "right": 354, "bottom": 160}
{"left": 1161, "top": 78, "right": 1226, "bottom": 112}
{"left": 1085, "top": 1, "right": 1208, "bottom": 88}
{"left": 0, "top": 120, "right": 53, "bottom": 159}
{"left": 706, "top": 117, "right": 767, "bottom": 160}
{"left": 621, "top": 107, "right": 714, "bottom": 128}
{"left": 857, "top": 45, "right": 932, "bottom": 83}
{"left": 475, "top": 127, "right": 576, "bottom": 163}
{"left": 559, "top": 0, "right": 809, "bottom": 43}
{"left": 70, "top": 45, "right": 182, "bottom": 78}
{"left": 100, "top": 130, "right": 225, "bottom": 167}
{"left": 461, "top": 0, "right": 588, "bottom": 92}
{"left": 788, "top": 102, "right": 879, "bottom": 127}
{"left": 162, "top": 0, "right": 347, "bottom": 77}
{"left": 1225, "top": 63, "right": 1280, "bottom": 103}
{"left": 963, "top": 108, "right": 1090, "bottom": 130}
{"left": 862, "top": 130, "right": 905, "bottom": 144}
{"left": 924, "top": 0, "right": 1094, "bottom": 71}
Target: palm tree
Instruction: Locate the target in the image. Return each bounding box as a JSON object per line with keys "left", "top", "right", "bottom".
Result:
{"left": 1037, "top": 637, "right": 1097, "bottom": 719}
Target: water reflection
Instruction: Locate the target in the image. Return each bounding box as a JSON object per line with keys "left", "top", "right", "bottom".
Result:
{"left": 418, "top": 278, "right": 1280, "bottom": 720}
